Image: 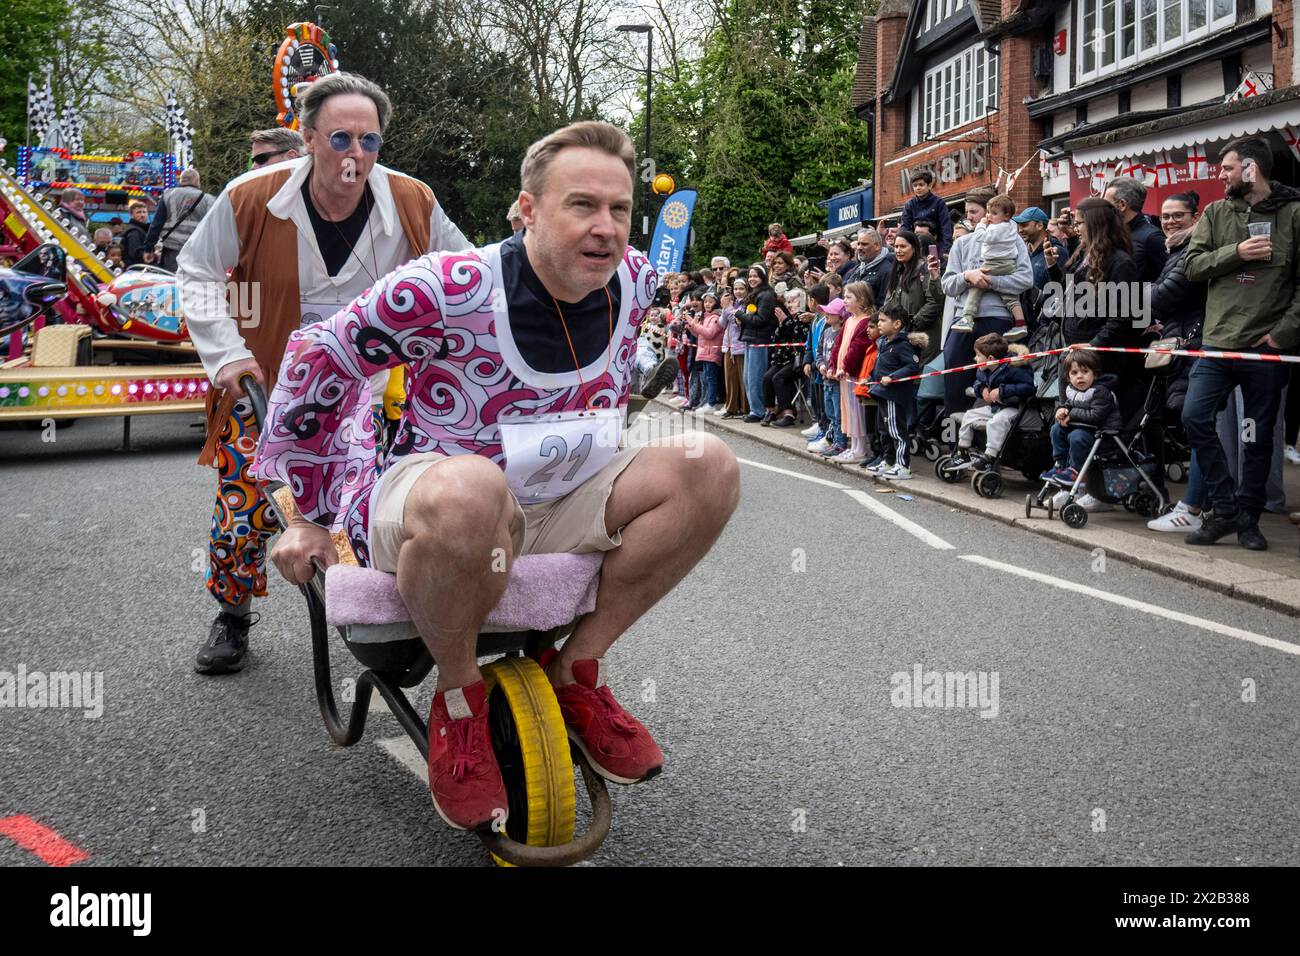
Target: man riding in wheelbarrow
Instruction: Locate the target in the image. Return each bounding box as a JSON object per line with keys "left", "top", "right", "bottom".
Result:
{"left": 253, "top": 122, "right": 741, "bottom": 831}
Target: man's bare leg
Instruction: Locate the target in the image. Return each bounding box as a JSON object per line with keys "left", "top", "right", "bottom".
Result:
{"left": 395, "top": 455, "right": 516, "bottom": 691}
{"left": 548, "top": 432, "right": 740, "bottom": 684}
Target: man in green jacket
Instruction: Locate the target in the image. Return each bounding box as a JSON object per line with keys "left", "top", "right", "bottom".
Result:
{"left": 1182, "top": 136, "right": 1300, "bottom": 553}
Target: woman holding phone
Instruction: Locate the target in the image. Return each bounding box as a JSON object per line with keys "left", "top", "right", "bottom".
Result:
{"left": 881, "top": 229, "right": 944, "bottom": 365}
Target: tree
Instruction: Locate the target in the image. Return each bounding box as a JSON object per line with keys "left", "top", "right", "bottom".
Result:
{"left": 638, "top": 0, "right": 874, "bottom": 263}
{"left": 0, "top": 0, "right": 69, "bottom": 164}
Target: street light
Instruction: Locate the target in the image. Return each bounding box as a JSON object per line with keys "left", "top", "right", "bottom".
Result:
{"left": 617, "top": 23, "right": 653, "bottom": 246}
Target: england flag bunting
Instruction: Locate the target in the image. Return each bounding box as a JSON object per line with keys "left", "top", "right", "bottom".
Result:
{"left": 1282, "top": 125, "right": 1300, "bottom": 162}
{"left": 1186, "top": 144, "right": 1209, "bottom": 180}
{"left": 1151, "top": 150, "right": 1179, "bottom": 187}
{"left": 1226, "top": 70, "right": 1272, "bottom": 104}
{"left": 1120, "top": 156, "right": 1145, "bottom": 179}
{"left": 1090, "top": 163, "right": 1110, "bottom": 195}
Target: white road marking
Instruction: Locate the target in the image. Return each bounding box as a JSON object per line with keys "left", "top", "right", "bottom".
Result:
{"left": 735, "top": 456, "right": 955, "bottom": 550}
{"left": 736, "top": 457, "right": 849, "bottom": 490}
{"left": 736, "top": 448, "right": 1291, "bottom": 651}
{"left": 378, "top": 735, "right": 427, "bottom": 781}
{"left": 843, "top": 489, "right": 956, "bottom": 551}
{"left": 960, "top": 554, "right": 1299, "bottom": 656}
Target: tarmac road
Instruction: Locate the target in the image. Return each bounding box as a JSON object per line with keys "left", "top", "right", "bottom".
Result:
{"left": 1, "top": 412, "right": 1297, "bottom": 866}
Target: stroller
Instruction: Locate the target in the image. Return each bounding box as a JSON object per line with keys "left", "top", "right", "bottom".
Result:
{"left": 1024, "top": 367, "right": 1170, "bottom": 528}
{"left": 1135, "top": 330, "right": 1198, "bottom": 484}
{"left": 908, "top": 353, "right": 948, "bottom": 463}
{"left": 934, "top": 321, "right": 1062, "bottom": 498}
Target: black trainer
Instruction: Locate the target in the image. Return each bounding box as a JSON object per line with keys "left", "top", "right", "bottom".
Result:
{"left": 195, "top": 611, "right": 258, "bottom": 675}
{"left": 1238, "top": 522, "right": 1268, "bottom": 551}
{"left": 640, "top": 357, "right": 680, "bottom": 400}
{"left": 1184, "top": 513, "right": 1241, "bottom": 546}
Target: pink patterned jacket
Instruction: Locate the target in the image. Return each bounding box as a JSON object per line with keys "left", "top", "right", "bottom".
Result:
{"left": 253, "top": 243, "right": 657, "bottom": 566}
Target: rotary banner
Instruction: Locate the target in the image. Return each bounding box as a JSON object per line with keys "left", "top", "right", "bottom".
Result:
{"left": 647, "top": 189, "right": 697, "bottom": 276}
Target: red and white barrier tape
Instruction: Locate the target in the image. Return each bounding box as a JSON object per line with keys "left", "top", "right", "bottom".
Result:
{"left": 833, "top": 343, "right": 1299, "bottom": 388}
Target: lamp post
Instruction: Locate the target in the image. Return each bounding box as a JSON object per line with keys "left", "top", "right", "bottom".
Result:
{"left": 617, "top": 23, "right": 653, "bottom": 246}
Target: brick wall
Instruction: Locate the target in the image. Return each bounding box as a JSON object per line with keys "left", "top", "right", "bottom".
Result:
{"left": 1274, "top": 0, "right": 1293, "bottom": 90}
{"left": 874, "top": 7, "right": 910, "bottom": 219}
{"left": 999, "top": 33, "right": 1046, "bottom": 212}
{"left": 878, "top": 117, "right": 995, "bottom": 214}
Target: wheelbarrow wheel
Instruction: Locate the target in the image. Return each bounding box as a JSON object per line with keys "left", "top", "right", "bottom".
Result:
{"left": 482, "top": 656, "right": 576, "bottom": 866}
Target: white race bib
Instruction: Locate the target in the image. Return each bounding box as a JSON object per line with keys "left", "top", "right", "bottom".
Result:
{"left": 499, "top": 407, "right": 624, "bottom": 503}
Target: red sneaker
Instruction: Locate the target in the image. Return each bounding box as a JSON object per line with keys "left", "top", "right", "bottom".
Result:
{"left": 426, "top": 680, "right": 508, "bottom": 831}
{"left": 539, "top": 651, "right": 664, "bottom": 785}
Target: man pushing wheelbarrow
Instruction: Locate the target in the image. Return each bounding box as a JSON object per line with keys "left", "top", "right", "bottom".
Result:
{"left": 252, "top": 121, "right": 741, "bottom": 831}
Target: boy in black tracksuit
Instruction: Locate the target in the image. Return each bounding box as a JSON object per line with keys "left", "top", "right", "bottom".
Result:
{"left": 866, "top": 304, "right": 929, "bottom": 479}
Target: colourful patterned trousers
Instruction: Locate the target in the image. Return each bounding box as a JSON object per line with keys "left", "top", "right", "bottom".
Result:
{"left": 207, "top": 401, "right": 390, "bottom": 605}
{"left": 207, "top": 399, "right": 278, "bottom": 605}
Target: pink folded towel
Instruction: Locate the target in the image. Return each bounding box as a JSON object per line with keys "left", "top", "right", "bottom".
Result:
{"left": 325, "top": 552, "right": 603, "bottom": 631}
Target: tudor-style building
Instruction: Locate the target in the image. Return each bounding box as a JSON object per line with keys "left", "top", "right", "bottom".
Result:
{"left": 861, "top": 1, "right": 1047, "bottom": 223}
{"left": 983, "top": 0, "right": 1297, "bottom": 216}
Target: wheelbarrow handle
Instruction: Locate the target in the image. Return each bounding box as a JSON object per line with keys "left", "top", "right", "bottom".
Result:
{"left": 240, "top": 373, "right": 269, "bottom": 435}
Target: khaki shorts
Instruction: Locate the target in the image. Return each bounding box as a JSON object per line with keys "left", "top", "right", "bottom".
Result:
{"left": 367, "top": 447, "right": 644, "bottom": 573}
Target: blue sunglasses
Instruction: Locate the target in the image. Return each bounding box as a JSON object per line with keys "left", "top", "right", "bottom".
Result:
{"left": 327, "top": 130, "right": 383, "bottom": 153}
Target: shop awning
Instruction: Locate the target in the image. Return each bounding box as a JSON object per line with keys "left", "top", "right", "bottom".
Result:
{"left": 1067, "top": 86, "right": 1300, "bottom": 166}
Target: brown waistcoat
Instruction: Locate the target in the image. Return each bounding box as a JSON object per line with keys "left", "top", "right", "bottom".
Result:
{"left": 198, "top": 168, "right": 434, "bottom": 465}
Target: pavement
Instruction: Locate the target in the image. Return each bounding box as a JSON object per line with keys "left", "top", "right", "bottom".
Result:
{"left": 3, "top": 411, "right": 1300, "bottom": 867}
{"left": 655, "top": 398, "right": 1300, "bottom": 617}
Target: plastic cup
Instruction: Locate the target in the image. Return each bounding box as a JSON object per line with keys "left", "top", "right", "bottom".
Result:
{"left": 1247, "top": 221, "right": 1272, "bottom": 260}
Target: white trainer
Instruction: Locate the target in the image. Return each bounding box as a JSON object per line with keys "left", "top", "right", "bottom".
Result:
{"left": 830, "top": 449, "right": 858, "bottom": 462}
{"left": 801, "top": 424, "right": 822, "bottom": 439}
{"left": 1147, "top": 500, "right": 1204, "bottom": 532}
{"left": 807, "top": 438, "right": 832, "bottom": 454}
{"left": 714, "top": 406, "right": 730, "bottom": 416}
{"left": 882, "top": 465, "right": 914, "bottom": 480}
{"left": 1077, "top": 493, "right": 1114, "bottom": 513}
{"left": 1285, "top": 445, "right": 1300, "bottom": 465}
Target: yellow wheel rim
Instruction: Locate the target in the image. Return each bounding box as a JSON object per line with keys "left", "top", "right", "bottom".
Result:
{"left": 481, "top": 656, "right": 575, "bottom": 865}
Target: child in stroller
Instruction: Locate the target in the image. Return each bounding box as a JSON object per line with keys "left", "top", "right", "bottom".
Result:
{"left": 1028, "top": 349, "right": 1169, "bottom": 527}
{"left": 935, "top": 333, "right": 1055, "bottom": 497}
{"left": 948, "top": 333, "right": 1036, "bottom": 472}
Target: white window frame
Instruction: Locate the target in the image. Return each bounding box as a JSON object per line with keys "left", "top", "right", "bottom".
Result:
{"left": 1077, "top": 0, "right": 1234, "bottom": 83}
{"left": 925, "top": 0, "right": 967, "bottom": 33}
{"left": 920, "top": 43, "right": 999, "bottom": 139}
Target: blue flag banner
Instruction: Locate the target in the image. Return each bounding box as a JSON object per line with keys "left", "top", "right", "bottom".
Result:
{"left": 648, "top": 189, "right": 697, "bottom": 275}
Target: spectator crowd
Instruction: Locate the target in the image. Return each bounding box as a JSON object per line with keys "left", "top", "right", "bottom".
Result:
{"left": 635, "top": 138, "right": 1300, "bottom": 558}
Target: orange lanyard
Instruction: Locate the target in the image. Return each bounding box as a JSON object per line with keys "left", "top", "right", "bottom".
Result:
{"left": 549, "top": 287, "right": 614, "bottom": 410}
